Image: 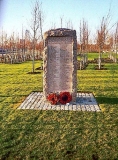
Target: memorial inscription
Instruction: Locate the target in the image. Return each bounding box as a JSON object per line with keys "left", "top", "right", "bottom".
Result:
{"left": 48, "top": 36, "right": 72, "bottom": 93}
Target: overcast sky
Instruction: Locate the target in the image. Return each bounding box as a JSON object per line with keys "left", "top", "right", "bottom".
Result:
{"left": 0, "top": 0, "right": 118, "bottom": 39}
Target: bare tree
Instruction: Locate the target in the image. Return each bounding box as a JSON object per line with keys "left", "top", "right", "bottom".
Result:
{"left": 66, "top": 19, "right": 73, "bottom": 29}
{"left": 1, "top": 28, "right": 4, "bottom": 49}
{"left": 79, "top": 19, "right": 89, "bottom": 53}
{"left": 96, "top": 12, "right": 111, "bottom": 69}
{"left": 10, "top": 32, "right": 15, "bottom": 64}
{"left": 21, "top": 24, "right": 26, "bottom": 61}
{"left": 60, "top": 15, "right": 64, "bottom": 28}
{"left": 114, "top": 22, "right": 118, "bottom": 62}
{"left": 51, "top": 22, "right": 56, "bottom": 29}
{"left": 79, "top": 19, "right": 89, "bottom": 69}
{"left": 29, "top": 0, "right": 44, "bottom": 73}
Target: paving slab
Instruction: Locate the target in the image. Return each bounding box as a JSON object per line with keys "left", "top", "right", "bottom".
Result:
{"left": 18, "top": 92, "right": 100, "bottom": 112}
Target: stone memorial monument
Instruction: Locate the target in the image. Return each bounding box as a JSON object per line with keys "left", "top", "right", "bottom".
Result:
{"left": 18, "top": 28, "right": 100, "bottom": 111}
{"left": 43, "top": 28, "right": 77, "bottom": 102}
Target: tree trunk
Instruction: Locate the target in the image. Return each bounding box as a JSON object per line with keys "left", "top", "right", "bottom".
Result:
{"left": 32, "top": 49, "right": 35, "bottom": 73}
{"left": 98, "top": 49, "right": 101, "bottom": 70}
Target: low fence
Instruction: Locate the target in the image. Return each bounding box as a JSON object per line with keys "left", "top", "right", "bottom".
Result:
{"left": 77, "top": 53, "right": 88, "bottom": 70}
{"left": 108, "top": 52, "right": 117, "bottom": 63}
{"left": 0, "top": 51, "right": 42, "bottom": 63}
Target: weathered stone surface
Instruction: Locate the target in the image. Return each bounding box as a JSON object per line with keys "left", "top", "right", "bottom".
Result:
{"left": 44, "top": 28, "right": 76, "bottom": 39}
{"left": 43, "top": 28, "right": 77, "bottom": 101}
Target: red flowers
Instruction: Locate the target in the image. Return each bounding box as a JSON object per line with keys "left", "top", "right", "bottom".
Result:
{"left": 47, "top": 93, "right": 59, "bottom": 105}
{"left": 59, "top": 92, "right": 72, "bottom": 104}
{"left": 47, "top": 92, "right": 72, "bottom": 105}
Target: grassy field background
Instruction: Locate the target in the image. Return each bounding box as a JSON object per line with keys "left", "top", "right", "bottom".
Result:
{"left": 0, "top": 53, "right": 118, "bottom": 160}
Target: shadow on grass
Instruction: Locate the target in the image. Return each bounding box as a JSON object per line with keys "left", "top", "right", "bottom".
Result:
{"left": 96, "top": 97, "right": 118, "bottom": 104}
{"left": 27, "top": 71, "right": 42, "bottom": 74}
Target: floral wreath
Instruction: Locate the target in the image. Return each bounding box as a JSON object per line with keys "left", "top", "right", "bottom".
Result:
{"left": 47, "top": 92, "right": 72, "bottom": 105}
{"left": 59, "top": 92, "right": 72, "bottom": 104}
{"left": 47, "top": 93, "right": 59, "bottom": 105}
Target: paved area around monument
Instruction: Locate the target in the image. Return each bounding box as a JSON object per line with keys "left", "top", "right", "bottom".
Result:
{"left": 18, "top": 92, "right": 100, "bottom": 112}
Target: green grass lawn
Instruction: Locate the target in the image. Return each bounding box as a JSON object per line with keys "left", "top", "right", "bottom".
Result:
{"left": 87, "top": 52, "right": 109, "bottom": 60}
{"left": 0, "top": 57, "right": 118, "bottom": 160}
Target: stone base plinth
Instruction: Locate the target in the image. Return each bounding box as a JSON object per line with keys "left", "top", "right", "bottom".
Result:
{"left": 18, "top": 92, "right": 100, "bottom": 112}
